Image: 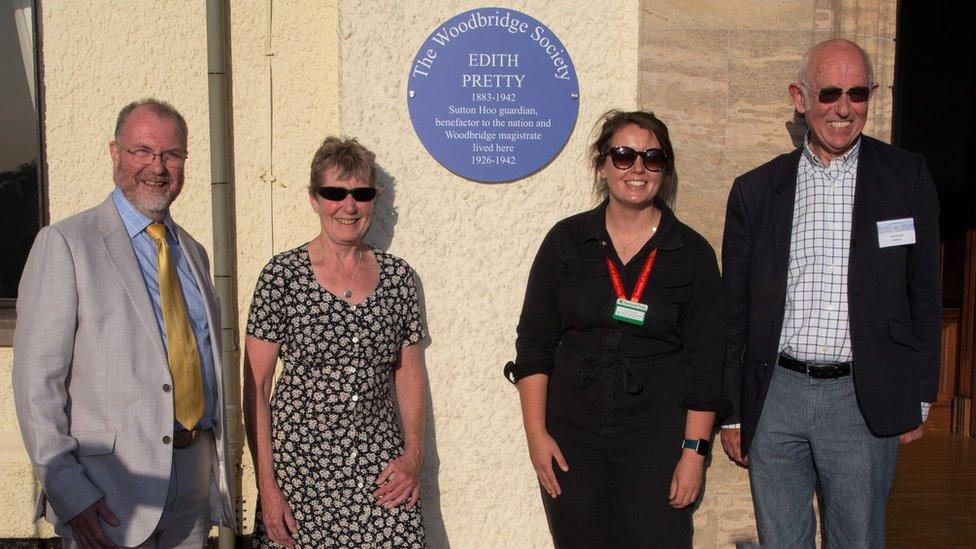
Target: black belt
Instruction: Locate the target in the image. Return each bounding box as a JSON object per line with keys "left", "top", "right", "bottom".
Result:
{"left": 778, "top": 354, "right": 850, "bottom": 379}
{"left": 173, "top": 427, "right": 210, "bottom": 449}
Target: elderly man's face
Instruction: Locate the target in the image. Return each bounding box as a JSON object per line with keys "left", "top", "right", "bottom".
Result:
{"left": 790, "top": 43, "right": 876, "bottom": 163}
{"left": 109, "top": 106, "right": 186, "bottom": 221}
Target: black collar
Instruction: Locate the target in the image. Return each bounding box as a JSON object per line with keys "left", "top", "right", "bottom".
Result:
{"left": 581, "top": 199, "right": 684, "bottom": 252}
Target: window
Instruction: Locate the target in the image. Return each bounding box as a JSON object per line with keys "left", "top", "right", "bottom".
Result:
{"left": 0, "top": 0, "right": 43, "bottom": 345}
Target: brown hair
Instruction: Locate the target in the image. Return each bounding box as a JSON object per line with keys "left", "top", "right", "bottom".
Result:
{"left": 590, "top": 110, "right": 677, "bottom": 208}
{"left": 308, "top": 136, "right": 378, "bottom": 193}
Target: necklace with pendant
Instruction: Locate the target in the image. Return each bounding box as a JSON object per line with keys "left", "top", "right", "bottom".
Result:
{"left": 321, "top": 241, "right": 363, "bottom": 299}
{"left": 610, "top": 208, "right": 660, "bottom": 255}
{"left": 615, "top": 225, "right": 657, "bottom": 255}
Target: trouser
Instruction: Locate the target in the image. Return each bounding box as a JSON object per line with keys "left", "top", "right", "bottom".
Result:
{"left": 64, "top": 430, "right": 215, "bottom": 549}
{"left": 748, "top": 366, "right": 899, "bottom": 548}
{"left": 541, "top": 438, "right": 692, "bottom": 548}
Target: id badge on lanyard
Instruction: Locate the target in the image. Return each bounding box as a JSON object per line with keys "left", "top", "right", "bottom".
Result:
{"left": 605, "top": 249, "right": 657, "bottom": 326}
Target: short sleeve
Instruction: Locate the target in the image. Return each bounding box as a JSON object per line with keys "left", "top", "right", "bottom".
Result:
{"left": 246, "top": 257, "right": 287, "bottom": 343}
{"left": 399, "top": 262, "right": 427, "bottom": 348}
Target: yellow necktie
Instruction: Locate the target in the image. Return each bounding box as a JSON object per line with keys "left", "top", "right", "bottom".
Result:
{"left": 147, "top": 223, "right": 204, "bottom": 430}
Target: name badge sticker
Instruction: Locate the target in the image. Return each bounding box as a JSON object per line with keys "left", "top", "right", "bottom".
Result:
{"left": 613, "top": 299, "right": 648, "bottom": 326}
{"left": 877, "top": 218, "right": 916, "bottom": 248}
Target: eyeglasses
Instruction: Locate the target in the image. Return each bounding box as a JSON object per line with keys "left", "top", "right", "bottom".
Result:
{"left": 315, "top": 186, "right": 377, "bottom": 202}
{"left": 801, "top": 83, "right": 873, "bottom": 104}
{"left": 608, "top": 146, "right": 668, "bottom": 172}
{"left": 115, "top": 142, "right": 187, "bottom": 168}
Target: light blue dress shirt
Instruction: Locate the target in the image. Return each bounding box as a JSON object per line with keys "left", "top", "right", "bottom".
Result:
{"left": 112, "top": 188, "right": 216, "bottom": 431}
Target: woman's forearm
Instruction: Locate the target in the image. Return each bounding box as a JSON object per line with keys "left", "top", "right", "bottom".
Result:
{"left": 516, "top": 374, "right": 550, "bottom": 437}
{"left": 395, "top": 344, "right": 427, "bottom": 459}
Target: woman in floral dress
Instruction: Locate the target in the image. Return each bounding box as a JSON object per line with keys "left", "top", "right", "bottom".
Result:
{"left": 244, "top": 137, "right": 428, "bottom": 548}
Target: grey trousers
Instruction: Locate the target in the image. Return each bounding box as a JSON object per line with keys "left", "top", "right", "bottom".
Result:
{"left": 748, "top": 366, "right": 899, "bottom": 549}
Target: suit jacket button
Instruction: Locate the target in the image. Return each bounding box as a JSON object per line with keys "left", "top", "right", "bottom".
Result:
{"left": 163, "top": 384, "right": 172, "bottom": 393}
{"left": 163, "top": 435, "right": 172, "bottom": 445}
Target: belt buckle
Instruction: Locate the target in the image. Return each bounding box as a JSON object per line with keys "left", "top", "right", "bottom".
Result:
{"left": 174, "top": 428, "right": 202, "bottom": 449}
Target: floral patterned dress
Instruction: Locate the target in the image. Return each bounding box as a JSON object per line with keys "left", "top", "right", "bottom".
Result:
{"left": 247, "top": 244, "right": 427, "bottom": 548}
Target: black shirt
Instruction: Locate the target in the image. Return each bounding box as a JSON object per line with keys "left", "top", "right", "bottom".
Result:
{"left": 508, "top": 200, "right": 727, "bottom": 415}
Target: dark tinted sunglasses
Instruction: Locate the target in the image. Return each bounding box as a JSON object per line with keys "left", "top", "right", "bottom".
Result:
{"left": 315, "top": 186, "right": 377, "bottom": 202}
{"left": 809, "top": 85, "right": 872, "bottom": 104}
{"left": 609, "top": 146, "right": 668, "bottom": 172}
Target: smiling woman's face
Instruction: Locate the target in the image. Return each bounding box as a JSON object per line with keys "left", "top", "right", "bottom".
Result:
{"left": 598, "top": 123, "right": 662, "bottom": 211}
{"left": 310, "top": 166, "right": 374, "bottom": 247}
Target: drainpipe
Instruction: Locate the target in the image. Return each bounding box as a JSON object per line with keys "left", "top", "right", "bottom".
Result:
{"left": 205, "top": 1, "right": 243, "bottom": 547}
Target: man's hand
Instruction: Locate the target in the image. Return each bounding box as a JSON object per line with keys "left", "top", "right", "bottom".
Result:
{"left": 899, "top": 424, "right": 924, "bottom": 445}
{"left": 66, "top": 498, "right": 119, "bottom": 548}
{"left": 720, "top": 428, "right": 749, "bottom": 466}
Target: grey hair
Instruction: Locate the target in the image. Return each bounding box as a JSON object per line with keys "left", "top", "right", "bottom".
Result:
{"left": 796, "top": 39, "right": 875, "bottom": 105}
{"left": 114, "top": 98, "right": 188, "bottom": 148}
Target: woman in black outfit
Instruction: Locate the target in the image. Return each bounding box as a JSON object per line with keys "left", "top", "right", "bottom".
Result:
{"left": 506, "top": 110, "right": 726, "bottom": 548}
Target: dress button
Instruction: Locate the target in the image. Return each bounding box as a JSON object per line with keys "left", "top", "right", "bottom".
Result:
{"left": 825, "top": 304, "right": 834, "bottom": 311}
{"left": 351, "top": 450, "right": 358, "bottom": 458}
{"left": 352, "top": 337, "right": 359, "bottom": 343}
{"left": 162, "top": 435, "right": 172, "bottom": 445}
{"left": 163, "top": 384, "right": 171, "bottom": 393}
{"left": 352, "top": 394, "right": 359, "bottom": 402}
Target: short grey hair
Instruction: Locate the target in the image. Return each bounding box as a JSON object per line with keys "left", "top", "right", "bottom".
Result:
{"left": 114, "top": 98, "right": 188, "bottom": 148}
{"left": 796, "top": 39, "right": 875, "bottom": 104}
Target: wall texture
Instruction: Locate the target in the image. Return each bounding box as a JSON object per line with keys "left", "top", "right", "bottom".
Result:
{"left": 3, "top": 0, "right": 897, "bottom": 546}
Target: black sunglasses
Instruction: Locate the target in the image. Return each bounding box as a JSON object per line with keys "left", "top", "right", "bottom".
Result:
{"left": 804, "top": 84, "right": 873, "bottom": 104}
{"left": 315, "top": 186, "right": 377, "bottom": 202}
{"left": 608, "top": 146, "right": 668, "bottom": 172}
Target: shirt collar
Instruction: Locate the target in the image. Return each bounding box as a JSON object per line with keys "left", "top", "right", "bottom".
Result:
{"left": 582, "top": 198, "right": 683, "bottom": 251}
{"left": 802, "top": 131, "right": 861, "bottom": 171}
{"left": 111, "top": 187, "right": 177, "bottom": 240}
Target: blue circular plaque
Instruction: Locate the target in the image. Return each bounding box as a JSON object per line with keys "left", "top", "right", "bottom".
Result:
{"left": 408, "top": 8, "right": 580, "bottom": 183}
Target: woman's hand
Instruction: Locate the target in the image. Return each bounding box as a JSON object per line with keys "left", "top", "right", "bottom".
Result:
{"left": 373, "top": 452, "right": 422, "bottom": 510}
{"left": 259, "top": 483, "right": 298, "bottom": 548}
{"left": 669, "top": 451, "right": 704, "bottom": 508}
{"left": 527, "top": 430, "right": 569, "bottom": 498}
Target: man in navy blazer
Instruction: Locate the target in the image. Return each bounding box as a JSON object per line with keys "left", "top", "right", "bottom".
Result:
{"left": 720, "top": 39, "right": 940, "bottom": 547}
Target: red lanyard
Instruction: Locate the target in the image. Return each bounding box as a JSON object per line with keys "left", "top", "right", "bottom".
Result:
{"left": 605, "top": 249, "right": 657, "bottom": 302}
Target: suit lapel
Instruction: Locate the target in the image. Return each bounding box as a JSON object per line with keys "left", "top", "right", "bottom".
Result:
{"left": 850, "top": 137, "right": 881, "bottom": 270}
{"left": 772, "top": 150, "right": 802, "bottom": 296}
{"left": 96, "top": 199, "right": 167, "bottom": 359}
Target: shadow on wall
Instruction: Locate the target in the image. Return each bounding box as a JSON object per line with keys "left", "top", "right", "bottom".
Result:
{"left": 786, "top": 111, "right": 808, "bottom": 150}
{"left": 409, "top": 273, "right": 450, "bottom": 548}
{"left": 365, "top": 165, "right": 399, "bottom": 252}
{"left": 368, "top": 167, "right": 448, "bottom": 546}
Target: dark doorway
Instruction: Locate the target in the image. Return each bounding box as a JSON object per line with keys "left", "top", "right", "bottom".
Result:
{"left": 892, "top": 1, "right": 976, "bottom": 437}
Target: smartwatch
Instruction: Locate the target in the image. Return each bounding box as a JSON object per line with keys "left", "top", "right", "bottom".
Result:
{"left": 681, "top": 438, "right": 711, "bottom": 456}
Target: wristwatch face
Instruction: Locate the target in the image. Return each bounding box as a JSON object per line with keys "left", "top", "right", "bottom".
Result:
{"left": 683, "top": 438, "right": 710, "bottom": 456}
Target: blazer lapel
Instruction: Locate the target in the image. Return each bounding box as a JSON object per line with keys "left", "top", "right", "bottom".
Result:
{"left": 850, "top": 137, "right": 881, "bottom": 272}
{"left": 771, "top": 150, "right": 802, "bottom": 297}
{"left": 96, "top": 199, "right": 167, "bottom": 359}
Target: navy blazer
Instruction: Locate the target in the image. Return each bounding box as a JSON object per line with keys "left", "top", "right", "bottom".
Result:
{"left": 722, "top": 135, "right": 941, "bottom": 454}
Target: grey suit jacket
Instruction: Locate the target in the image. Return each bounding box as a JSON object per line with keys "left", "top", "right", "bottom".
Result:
{"left": 13, "top": 197, "right": 236, "bottom": 546}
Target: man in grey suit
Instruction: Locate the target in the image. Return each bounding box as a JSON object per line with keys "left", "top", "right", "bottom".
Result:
{"left": 13, "top": 99, "right": 235, "bottom": 548}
